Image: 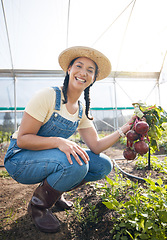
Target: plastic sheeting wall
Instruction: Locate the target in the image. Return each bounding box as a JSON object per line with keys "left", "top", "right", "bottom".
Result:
{"left": 0, "top": 72, "right": 165, "bottom": 130}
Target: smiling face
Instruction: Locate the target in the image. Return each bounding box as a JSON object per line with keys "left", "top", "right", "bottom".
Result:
{"left": 67, "top": 57, "right": 97, "bottom": 91}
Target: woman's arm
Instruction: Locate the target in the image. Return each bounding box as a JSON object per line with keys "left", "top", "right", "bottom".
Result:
{"left": 17, "top": 112, "right": 89, "bottom": 165}
{"left": 78, "top": 116, "right": 135, "bottom": 155}
{"left": 17, "top": 112, "right": 57, "bottom": 150}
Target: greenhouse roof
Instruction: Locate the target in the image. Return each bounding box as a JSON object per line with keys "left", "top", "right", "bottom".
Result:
{"left": 1, "top": 0, "right": 167, "bottom": 132}
{"left": 0, "top": 0, "right": 167, "bottom": 73}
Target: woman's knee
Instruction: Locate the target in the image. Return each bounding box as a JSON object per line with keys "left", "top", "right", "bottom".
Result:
{"left": 101, "top": 153, "right": 113, "bottom": 176}
{"left": 48, "top": 159, "right": 89, "bottom": 191}
{"left": 70, "top": 158, "right": 89, "bottom": 179}
{"left": 86, "top": 151, "right": 113, "bottom": 180}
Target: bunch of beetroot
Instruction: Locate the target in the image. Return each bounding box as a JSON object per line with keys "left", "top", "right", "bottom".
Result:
{"left": 123, "top": 117, "right": 150, "bottom": 160}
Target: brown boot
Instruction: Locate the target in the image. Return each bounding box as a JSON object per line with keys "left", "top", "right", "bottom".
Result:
{"left": 28, "top": 179, "right": 62, "bottom": 233}
{"left": 56, "top": 194, "right": 73, "bottom": 210}
{"left": 55, "top": 179, "right": 87, "bottom": 210}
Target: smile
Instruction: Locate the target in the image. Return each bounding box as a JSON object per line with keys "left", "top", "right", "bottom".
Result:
{"left": 75, "top": 77, "right": 86, "bottom": 83}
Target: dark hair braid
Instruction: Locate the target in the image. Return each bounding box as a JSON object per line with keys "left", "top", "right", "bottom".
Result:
{"left": 84, "top": 86, "right": 93, "bottom": 120}
{"left": 62, "top": 73, "right": 69, "bottom": 104}
{"left": 62, "top": 58, "right": 77, "bottom": 103}
{"left": 84, "top": 64, "right": 98, "bottom": 120}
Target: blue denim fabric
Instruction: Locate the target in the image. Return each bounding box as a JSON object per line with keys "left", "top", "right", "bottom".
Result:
{"left": 4, "top": 87, "right": 113, "bottom": 191}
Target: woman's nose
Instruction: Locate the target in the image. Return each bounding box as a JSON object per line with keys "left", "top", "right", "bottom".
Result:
{"left": 80, "top": 68, "right": 87, "bottom": 76}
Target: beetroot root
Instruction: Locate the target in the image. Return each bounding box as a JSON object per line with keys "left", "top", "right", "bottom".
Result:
{"left": 126, "top": 130, "right": 140, "bottom": 141}
{"left": 134, "top": 140, "right": 149, "bottom": 155}
{"left": 123, "top": 147, "right": 137, "bottom": 160}
{"left": 135, "top": 121, "right": 149, "bottom": 135}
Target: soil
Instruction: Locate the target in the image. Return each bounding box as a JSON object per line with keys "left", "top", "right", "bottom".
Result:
{"left": 0, "top": 142, "right": 166, "bottom": 240}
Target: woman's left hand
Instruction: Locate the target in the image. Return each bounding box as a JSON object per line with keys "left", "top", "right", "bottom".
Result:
{"left": 119, "top": 114, "right": 136, "bottom": 136}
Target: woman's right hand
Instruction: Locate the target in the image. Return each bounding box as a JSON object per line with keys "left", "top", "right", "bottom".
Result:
{"left": 17, "top": 112, "right": 89, "bottom": 166}
{"left": 57, "top": 137, "right": 90, "bottom": 166}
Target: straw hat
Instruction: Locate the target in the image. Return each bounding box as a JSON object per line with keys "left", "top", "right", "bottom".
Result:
{"left": 58, "top": 46, "right": 111, "bottom": 81}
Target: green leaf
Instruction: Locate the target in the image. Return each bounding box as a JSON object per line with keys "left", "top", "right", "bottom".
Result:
{"left": 161, "top": 168, "right": 167, "bottom": 174}
{"left": 125, "top": 230, "right": 134, "bottom": 240}
{"left": 128, "top": 219, "right": 137, "bottom": 227}
{"left": 140, "top": 213, "right": 148, "bottom": 218}
{"left": 134, "top": 105, "right": 144, "bottom": 118}
{"left": 102, "top": 199, "right": 120, "bottom": 209}
{"left": 105, "top": 176, "right": 114, "bottom": 186}
{"left": 121, "top": 236, "right": 128, "bottom": 240}
{"left": 119, "top": 222, "right": 126, "bottom": 227}
{"left": 145, "top": 219, "right": 154, "bottom": 229}
{"left": 141, "top": 193, "right": 158, "bottom": 201}
{"left": 156, "top": 178, "right": 163, "bottom": 186}
{"left": 154, "top": 125, "right": 162, "bottom": 139}
{"left": 102, "top": 201, "right": 115, "bottom": 209}
{"left": 139, "top": 219, "right": 145, "bottom": 230}
{"left": 157, "top": 210, "right": 167, "bottom": 223}
{"left": 140, "top": 233, "right": 150, "bottom": 239}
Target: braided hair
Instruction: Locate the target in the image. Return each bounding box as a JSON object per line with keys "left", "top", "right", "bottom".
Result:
{"left": 62, "top": 58, "right": 98, "bottom": 120}
{"left": 62, "top": 74, "right": 69, "bottom": 104}
{"left": 84, "top": 85, "right": 93, "bottom": 120}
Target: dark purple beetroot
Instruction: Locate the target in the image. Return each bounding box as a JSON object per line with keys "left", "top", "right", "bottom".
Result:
{"left": 134, "top": 140, "right": 149, "bottom": 155}
{"left": 126, "top": 130, "right": 140, "bottom": 141}
{"left": 135, "top": 121, "right": 149, "bottom": 135}
{"left": 123, "top": 147, "right": 137, "bottom": 160}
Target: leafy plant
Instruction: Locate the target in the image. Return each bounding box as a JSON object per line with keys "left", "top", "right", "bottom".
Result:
{"left": 0, "top": 207, "right": 17, "bottom": 229}
{"left": 135, "top": 155, "right": 167, "bottom": 175}
{"left": 66, "top": 197, "right": 99, "bottom": 225}
{"left": 132, "top": 102, "right": 167, "bottom": 152}
{"left": 0, "top": 170, "right": 10, "bottom": 179}
{"left": 157, "top": 123, "right": 167, "bottom": 152}
{"left": 71, "top": 197, "right": 84, "bottom": 223}
{"left": 0, "top": 131, "right": 11, "bottom": 143}
{"left": 85, "top": 202, "right": 99, "bottom": 224}
{"left": 101, "top": 175, "right": 167, "bottom": 240}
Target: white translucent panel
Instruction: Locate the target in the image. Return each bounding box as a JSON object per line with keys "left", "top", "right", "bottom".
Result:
{"left": 0, "top": 79, "right": 14, "bottom": 107}
{"left": 0, "top": 0, "right": 167, "bottom": 71}
{"left": 115, "top": 79, "right": 160, "bottom": 107}
{"left": 16, "top": 77, "right": 64, "bottom": 107}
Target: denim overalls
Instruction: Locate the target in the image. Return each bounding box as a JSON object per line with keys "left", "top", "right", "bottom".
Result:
{"left": 4, "top": 87, "right": 112, "bottom": 191}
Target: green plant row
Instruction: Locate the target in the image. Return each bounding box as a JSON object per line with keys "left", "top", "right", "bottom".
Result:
{"left": 135, "top": 155, "right": 167, "bottom": 175}
{"left": 66, "top": 197, "right": 99, "bottom": 225}
{"left": 99, "top": 172, "right": 167, "bottom": 240}
{"left": 0, "top": 131, "right": 11, "bottom": 143}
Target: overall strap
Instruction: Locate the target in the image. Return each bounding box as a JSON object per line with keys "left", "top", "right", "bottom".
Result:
{"left": 52, "top": 87, "right": 61, "bottom": 110}
{"left": 52, "top": 86, "right": 83, "bottom": 119}
{"left": 78, "top": 100, "right": 83, "bottom": 119}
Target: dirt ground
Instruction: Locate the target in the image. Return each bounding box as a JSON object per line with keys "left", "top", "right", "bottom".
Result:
{"left": 0, "top": 142, "right": 166, "bottom": 240}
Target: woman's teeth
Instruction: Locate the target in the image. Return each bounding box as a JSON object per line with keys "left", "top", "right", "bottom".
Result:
{"left": 76, "top": 77, "right": 86, "bottom": 83}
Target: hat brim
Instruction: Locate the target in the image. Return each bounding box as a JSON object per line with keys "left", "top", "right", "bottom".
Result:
{"left": 58, "top": 46, "right": 111, "bottom": 81}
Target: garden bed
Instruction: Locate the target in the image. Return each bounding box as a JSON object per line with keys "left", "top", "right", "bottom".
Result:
{"left": 0, "top": 142, "right": 167, "bottom": 240}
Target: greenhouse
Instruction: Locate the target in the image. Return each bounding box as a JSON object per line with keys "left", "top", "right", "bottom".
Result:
{"left": 1, "top": 1, "right": 167, "bottom": 239}
{"left": 1, "top": 0, "right": 167, "bottom": 132}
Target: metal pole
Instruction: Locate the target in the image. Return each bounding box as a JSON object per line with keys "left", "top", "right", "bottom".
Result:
{"left": 1, "top": 0, "right": 16, "bottom": 130}
{"left": 113, "top": 78, "right": 118, "bottom": 129}
{"left": 14, "top": 76, "right": 17, "bottom": 131}
{"left": 148, "top": 147, "right": 151, "bottom": 170}
{"left": 157, "top": 79, "right": 161, "bottom": 106}
{"left": 66, "top": 0, "right": 70, "bottom": 48}
{"left": 157, "top": 50, "right": 167, "bottom": 106}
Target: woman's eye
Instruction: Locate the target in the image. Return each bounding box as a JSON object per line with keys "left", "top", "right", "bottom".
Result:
{"left": 76, "top": 65, "right": 81, "bottom": 68}
{"left": 88, "top": 69, "right": 93, "bottom": 73}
